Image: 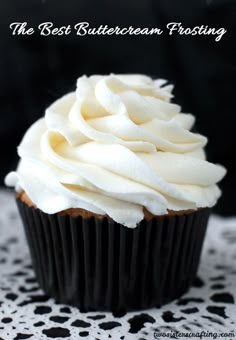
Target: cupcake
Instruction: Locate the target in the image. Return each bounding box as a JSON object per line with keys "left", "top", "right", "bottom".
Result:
{"left": 5, "top": 74, "right": 226, "bottom": 312}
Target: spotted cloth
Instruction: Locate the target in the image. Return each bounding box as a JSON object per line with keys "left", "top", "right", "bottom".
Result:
{"left": 0, "top": 189, "right": 235, "bottom": 339}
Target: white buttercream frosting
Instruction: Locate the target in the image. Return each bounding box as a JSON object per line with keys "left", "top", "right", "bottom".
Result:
{"left": 5, "top": 74, "right": 226, "bottom": 228}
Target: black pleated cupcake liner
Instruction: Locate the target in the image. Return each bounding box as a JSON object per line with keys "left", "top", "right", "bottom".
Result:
{"left": 16, "top": 198, "right": 210, "bottom": 313}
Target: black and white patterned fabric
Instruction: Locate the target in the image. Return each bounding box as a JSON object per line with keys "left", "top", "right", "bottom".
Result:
{"left": 0, "top": 189, "right": 235, "bottom": 339}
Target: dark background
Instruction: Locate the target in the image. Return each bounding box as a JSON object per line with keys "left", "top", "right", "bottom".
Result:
{"left": 0, "top": 0, "right": 235, "bottom": 214}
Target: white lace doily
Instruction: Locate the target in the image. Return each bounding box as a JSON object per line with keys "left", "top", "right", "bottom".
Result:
{"left": 0, "top": 189, "right": 235, "bottom": 339}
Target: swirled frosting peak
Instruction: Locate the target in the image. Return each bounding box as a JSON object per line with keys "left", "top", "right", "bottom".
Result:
{"left": 5, "top": 74, "right": 226, "bottom": 228}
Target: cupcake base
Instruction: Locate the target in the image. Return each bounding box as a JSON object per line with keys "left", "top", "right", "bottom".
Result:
{"left": 16, "top": 197, "right": 210, "bottom": 313}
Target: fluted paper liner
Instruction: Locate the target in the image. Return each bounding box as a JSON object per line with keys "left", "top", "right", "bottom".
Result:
{"left": 16, "top": 198, "right": 210, "bottom": 312}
